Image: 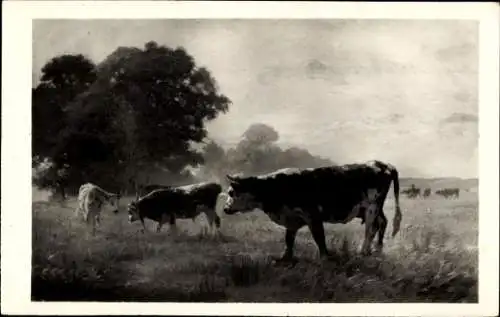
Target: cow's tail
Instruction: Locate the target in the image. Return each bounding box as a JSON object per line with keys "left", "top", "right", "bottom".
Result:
{"left": 389, "top": 165, "right": 402, "bottom": 237}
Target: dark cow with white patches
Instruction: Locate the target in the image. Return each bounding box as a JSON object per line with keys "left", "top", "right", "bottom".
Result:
{"left": 223, "top": 160, "right": 402, "bottom": 261}
{"left": 137, "top": 184, "right": 172, "bottom": 198}
{"left": 127, "top": 182, "right": 223, "bottom": 233}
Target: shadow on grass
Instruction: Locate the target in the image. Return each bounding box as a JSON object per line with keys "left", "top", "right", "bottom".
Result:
{"left": 32, "top": 275, "right": 227, "bottom": 302}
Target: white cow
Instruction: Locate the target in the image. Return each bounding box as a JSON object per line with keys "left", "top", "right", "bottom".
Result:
{"left": 75, "top": 183, "right": 121, "bottom": 235}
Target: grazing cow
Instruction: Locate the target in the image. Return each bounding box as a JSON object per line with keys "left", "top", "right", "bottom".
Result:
{"left": 436, "top": 188, "right": 460, "bottom": 199}
{"left": 127, "top": 182, "right": 223, "bottom": 233}
{"left": 222, "top": 160, "right": 402, "bottom": 261}
{"left": 75, "top": 183, "right": 121, "bottom": 235}
{"left": 423, "top": 188, "right": 431, "bottom": 198}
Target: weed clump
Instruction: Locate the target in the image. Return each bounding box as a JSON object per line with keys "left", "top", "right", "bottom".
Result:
{"left": 229, "top": 254, "right": 274, "bottom": 287}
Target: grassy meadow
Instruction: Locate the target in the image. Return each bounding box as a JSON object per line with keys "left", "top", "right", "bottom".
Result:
{"left": 32, "top": 185, "right": 478, "bottom": 302}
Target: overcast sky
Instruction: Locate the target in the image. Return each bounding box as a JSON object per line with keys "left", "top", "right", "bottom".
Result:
{"left": 33, "top": 19, "right": 478, "bottom": 178}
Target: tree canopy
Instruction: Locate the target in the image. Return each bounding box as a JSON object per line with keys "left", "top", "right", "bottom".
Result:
{"left": 33, "top": 41, "right": 231, "bottom": 193}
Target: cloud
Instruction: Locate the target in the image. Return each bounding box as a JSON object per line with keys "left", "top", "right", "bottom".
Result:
{"left": 256, "top": 58, "right": 349, "bottom": 86}
{"left": 442, "top": 112, "right": 478, "bottom": 124}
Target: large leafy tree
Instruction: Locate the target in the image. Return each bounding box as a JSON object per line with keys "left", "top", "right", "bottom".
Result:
{"left": 32, "top": 55, "right": 97, "bottom": 195}
{"left": 34, "top": 41, "right": 231, "bottom": 193}
{"left": 32, "top": 54, "right": 97, "bottom": 161}
{"left": 111, "top": 43, "right": 230, "bottom": 168}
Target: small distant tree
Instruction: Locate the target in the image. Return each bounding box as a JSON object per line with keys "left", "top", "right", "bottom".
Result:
{"left": 242, "top": 123, "right": 279, "bottom": 145}
{"left": 227, "top": 123, "right": 333, "bottom": 176}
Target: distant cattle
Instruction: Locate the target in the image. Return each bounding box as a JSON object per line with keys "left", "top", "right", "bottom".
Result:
{"left": 402, "top": 184, "right": 420, "bottom": 198}
{"left": 75, "top": 183, "right": 121, "bottom": 235}
{"left": 127, "top": 182, "right": 223, "bottom": 233}
{"left": 223, "top": 160, "right": 402, "bottom": 261}
{"left": 423, "top": 188, "right": 431, "bottom": 198}
{"left": 436, "top": 188, "right": 460, "bottom": 199}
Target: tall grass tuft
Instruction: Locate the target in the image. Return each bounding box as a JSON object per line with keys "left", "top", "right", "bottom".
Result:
{"left": 229, "top": 254, "right": 273, "bottom": 287}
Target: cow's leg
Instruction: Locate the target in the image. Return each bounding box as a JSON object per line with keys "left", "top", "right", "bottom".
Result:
{"left": 307, "top": 216, "right": 330, "bottom": 258}
{"left": 211, "top": 217, "right": 221, "bottom": 237}
{"left": 159, "top": 213, "right": 172, "bottom": 233}
{"left": 90, "top": 215, "right": 97, "bottom": 236}
{"left": 361, "top": 207, "right": 378, "bottom": 255}
{"left": 85, "top": 211, "right": 92, "bottom": 225}
{"left": 169, "top": 214, "right": 178, "bottom": 234}
{"left": 204, "top": 209, "right": 221, "bottom": 237}
{"left": 375, "top": 211, "right": 388, "bottom": 253}
{"left": 214, "top": 214, "right": 221, "bottom": 229}
{"left": 157, "top": 213, "right": 167, "bottom": 233}
{"left": 204, "top": 208, "right": 220, "bottom": 230}
{"left": 140, "top": 218, "right": 146, "bottom": 234}
{"left": 276, "top": 226, "right": 300, "bottom": 263}
{"left": 95, "top": 213, "right": 101, "bottom": 227}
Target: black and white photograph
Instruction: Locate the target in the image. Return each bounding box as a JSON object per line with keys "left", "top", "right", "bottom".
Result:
{"left": 2, "top": 1, "right": 499, "bottom": 316}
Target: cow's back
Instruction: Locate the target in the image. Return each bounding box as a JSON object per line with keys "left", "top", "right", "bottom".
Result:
{"left": 171, "top": 183, "right": 222, "bottom": 217}
{"left": 137, "top": 189, "right": 183, "bottom": 221}
{"left": 250, "top": 164, "right": 391, "bottom": 215}
{"left": 187, "top": 183, "right": 222, "bottom": 207}
{"left": 139, "top": 184, "right": 171, "bottom": 197}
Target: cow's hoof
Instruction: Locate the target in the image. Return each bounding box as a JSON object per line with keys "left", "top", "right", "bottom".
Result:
{"left": 361, "top": 250, "right": 372, "bottom": 257}
{"left": 373, "top": 245, "right": 384, "bottom": 256}
{"left": 272, "top": 255, "right": 298, "bottom": 267}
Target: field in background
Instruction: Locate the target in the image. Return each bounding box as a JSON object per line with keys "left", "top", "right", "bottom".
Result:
{"left": 32, "top": 186, "right": 478, "bottom": 302}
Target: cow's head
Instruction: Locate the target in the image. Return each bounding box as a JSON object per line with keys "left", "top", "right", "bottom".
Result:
{"left": 223, "top": 175, "right": 262, "bottom": 215}
{"left": 127, "top": 201, "right": 140, "bottom": 223}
